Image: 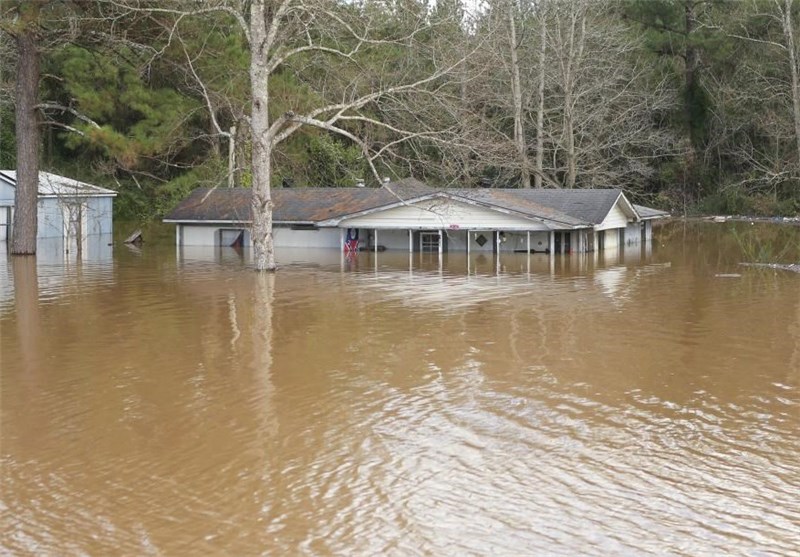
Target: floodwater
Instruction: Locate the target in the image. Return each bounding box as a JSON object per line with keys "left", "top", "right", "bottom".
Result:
{"left": 1, "top": 221, "right": 799, "bottom": 556}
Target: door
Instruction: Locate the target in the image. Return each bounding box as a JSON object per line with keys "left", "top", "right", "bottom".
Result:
{"left": 420, "top": 231, "right": 440, "bottom": 252}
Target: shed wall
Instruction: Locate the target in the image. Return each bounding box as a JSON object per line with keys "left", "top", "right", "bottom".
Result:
{"left": 38, "top": 198, "right": 66, "bottom": 238}
{"left": 0, "top": 181, "right": 13, "bottom": 203}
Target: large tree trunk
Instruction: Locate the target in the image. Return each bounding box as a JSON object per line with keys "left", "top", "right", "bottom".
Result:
{"left": 534, "top": 2, "right": 546, "bottom": 189}
{"left": 249, "top": 0, "right": 276, "bottom": 272}
{"left": 507, "top": 0, "right": 530, "bottom": 188}
{"left": 12, "top": 18, "right": 41, "bottom": 255}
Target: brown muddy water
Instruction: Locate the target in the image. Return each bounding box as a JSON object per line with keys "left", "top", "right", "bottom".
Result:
{"left": 1, "top": 221, "right": 799, "bottom": 556}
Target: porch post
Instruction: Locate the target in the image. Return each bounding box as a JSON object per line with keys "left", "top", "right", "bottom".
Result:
{"left": 527, "top": 231, "right": 531, "bottom": 253}
{"left": 467, "top": 230, "right": 471, "bottom": 257}
{"left": 339, "top": 228, "right": 345, "bottom": 270}
{"left": 549, "top": 231, "right": 555, "bottom": 255}
{"left": 438, "top": 229, "right": 443, "bottom": 255}
{"left": 408, "top": 229, "right": 413, "bottom": 253}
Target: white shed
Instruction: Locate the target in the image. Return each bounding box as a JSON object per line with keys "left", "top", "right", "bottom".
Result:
{"left": 0, "top": 171, "right": 116, "bottom": 246}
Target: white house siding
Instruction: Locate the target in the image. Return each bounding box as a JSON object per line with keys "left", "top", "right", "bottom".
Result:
{"left": 180, "top": 224, "right": 251, "bottom": 247}
{"left": 179, "top": 224, "right": 342, "bottom": 248}
{"left": 339, "top": 198, "right": 551, "bottom": 231}
{"left": 182, "top": 225, "right": 225, "bottom": 246}
{"left": 273, "top": 226, "right": 339, "bottom": 248}
{"left": 595, "top": 199, "right": 631, "bottom": 232}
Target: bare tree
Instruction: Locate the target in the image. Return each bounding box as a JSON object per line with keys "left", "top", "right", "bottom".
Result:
{"left": 113, "top": 0, "right": 472, "bottom": 271}
{"left": 534, "top": 0, "right": 547, "bottom": 188}
{"left": 778, "top": 0, "right": 800, "bottom": 170}
{"left": 717, "top": 0, "right": 800, "bottom": 196}
{"left": 544, "top": 0, "right": 678, "bottom": 190}
{"left": 506, "top": 0, "right": 531, "bottom": 188}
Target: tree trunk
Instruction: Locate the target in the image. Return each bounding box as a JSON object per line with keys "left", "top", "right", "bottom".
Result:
{"left": 782, "top": 0, "right": 800, "bottom": 169}
{"left": 507, "top": 0, "right": 530, "bottom": 188}
{"left": 562, "top": 5, "right": 584, "bottom": 189}
{"left": 534, "top": 2, "right": 546, "bottom": 189}
{"left": 249, "top": 0, "right": 276, "bottom": 272}
{"left": 12, "top": 18, "right": 41, "bottom": 255}
{"left": 683, "top": 0, "right": 704, "bottom": 187}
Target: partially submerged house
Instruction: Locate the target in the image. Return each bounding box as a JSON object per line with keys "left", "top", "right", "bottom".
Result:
{"left": 0, "top": 171, "right": 116, "bottom": 245}
{"left": 164, "top": 178, "right": 668, "bottom": 255}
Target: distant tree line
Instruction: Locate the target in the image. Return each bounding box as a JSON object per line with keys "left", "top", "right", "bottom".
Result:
{"left": 2, "top": 0, "right": 799, "bottom": 262}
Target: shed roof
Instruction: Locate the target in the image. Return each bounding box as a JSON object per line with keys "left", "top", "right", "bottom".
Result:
{"left": 0, "top": 170, "right": 117, "bottom": 197}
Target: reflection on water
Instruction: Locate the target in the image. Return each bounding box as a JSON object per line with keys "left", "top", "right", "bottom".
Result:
{"left": 1, "top": 222, "right": 799, "bottom": 556}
